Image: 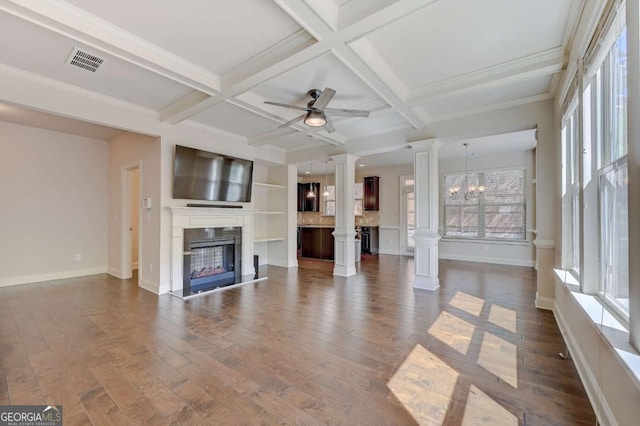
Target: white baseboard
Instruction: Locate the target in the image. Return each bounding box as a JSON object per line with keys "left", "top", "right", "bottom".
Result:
{"left": 107, "top": 266, "right": 125, "bottom": 279}
{"left": 553, "top": 304, "right": 617, "bottom": 426}
{"left": 438, "top": 253, "right": 535, "bottom": 268}
{"left": 378, "top": 249, "right": 401, "bottom": 255}
{"left": 139, "top": 278, "right": 159, "bottom": 294}
{"left": 0, "top": 267, "right": 107, "bottom": 288}
{"left": 534, "top": 294, "right": 554, "bottom": 310}
{"left": 132, "top": 262, "right": 139, "bottom": 270}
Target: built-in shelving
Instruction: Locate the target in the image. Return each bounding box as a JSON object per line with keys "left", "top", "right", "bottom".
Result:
{"left": 253, "top": 182, "right": 286, "bottom": 247}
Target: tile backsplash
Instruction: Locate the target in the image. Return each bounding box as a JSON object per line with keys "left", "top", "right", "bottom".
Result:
{"left": 298, "top": 211, "right": 379, "bottom": 226}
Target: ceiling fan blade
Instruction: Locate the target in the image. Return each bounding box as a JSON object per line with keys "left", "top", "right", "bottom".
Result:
{"left": 278, "top": 113, "right": 306, "bottom": 128}
{"left": 311, "top": 87, "right": 336, "bottom": 109}
{"left": 264, "top": 101, "right": 309, "bottom": 112}
{"left": 324, "top": 118, "right": 335, "bottom": 133}
{"left": 324, "top": 108, "right": 370, "bottom": 117}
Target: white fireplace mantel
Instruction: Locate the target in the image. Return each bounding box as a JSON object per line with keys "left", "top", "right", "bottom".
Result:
{"left": 169, "top": 206, "right": 254, "bottom": 292}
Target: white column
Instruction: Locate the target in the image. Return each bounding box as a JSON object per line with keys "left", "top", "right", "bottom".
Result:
{"left": 331, "top": 153, "right": 358, "bottom": 277}
{"left": 409, "top": 139, "right": 441, "bottom": 291}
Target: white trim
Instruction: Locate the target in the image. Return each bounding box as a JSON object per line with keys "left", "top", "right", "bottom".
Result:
{"left": 533, "top": 239, "right": 556, "bottom": 249}
{"left": 378, "top": 249, "right": 401, "bottom": 255}
{"left": 439, "top": 253, "right": 535, "bottom": 268}
{"left": 534, "top": 294, "right": 555, "bottom": 310}
{"left": 553, "top": 302, "right": 618, "bottom": 426}
{"left": 0, "top": 267, "right": 107, "bottom": 288}
{"left": 132, "top": 262, "right": 139, "bottom": 270}
{"left": 139, "top": 278, "right": 159, "bottom": 295}
{"left": 107, "top": 266, "right": 124, "bottom": 279}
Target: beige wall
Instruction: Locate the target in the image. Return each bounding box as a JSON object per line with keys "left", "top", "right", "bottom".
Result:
{"left": 108, "top": 132, "right": 161, "bottom": 293}
{"left": 0, "top": 121, "right": 108, "bottom": 286}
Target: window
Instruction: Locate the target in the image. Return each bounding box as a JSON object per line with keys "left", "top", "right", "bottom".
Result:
{"left": 400, "top": 176, "right": 415, "bottom": 253}
{"left": 443, "top": 168, "right": 526, "bottom": 241}
{"left": 598, "top": 27, "right": 629, "bottom": 316}
{"left": 324, "top": 185, "right": 335, "bottom": 216}
{"left": 323, "top": 183, "right": 363, "bottom": 216}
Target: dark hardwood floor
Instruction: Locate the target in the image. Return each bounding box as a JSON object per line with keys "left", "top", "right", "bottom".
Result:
{"left": 0, "top": 256, "right": 595, "bottom": 425}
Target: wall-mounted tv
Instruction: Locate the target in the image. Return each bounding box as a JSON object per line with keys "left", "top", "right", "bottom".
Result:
{"left": 172, "top": 145, "right": 253, "bottom": 202}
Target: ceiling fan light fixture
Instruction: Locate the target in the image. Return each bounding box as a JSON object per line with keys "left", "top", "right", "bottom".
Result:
{"left": 304, "top": 110, "right": 327, "bottom": 127}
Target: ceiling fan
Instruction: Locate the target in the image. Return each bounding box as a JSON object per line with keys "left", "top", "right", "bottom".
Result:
{"left": 264, "top": 88, "right": 370, "bottom": 133}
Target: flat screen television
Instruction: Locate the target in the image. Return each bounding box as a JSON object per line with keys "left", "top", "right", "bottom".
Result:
{"left": 172, "top": 145, "right": 253, "bottom": 202}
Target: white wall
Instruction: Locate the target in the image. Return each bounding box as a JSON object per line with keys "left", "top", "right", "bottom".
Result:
{"left": 0, "top": 121, "right": 108, "bottom": 286}
{"left": 438, "top": 150, "right": 536, "bottom": 267}
{"left": 108, "top": 132, "right": 161, "bottom": 293}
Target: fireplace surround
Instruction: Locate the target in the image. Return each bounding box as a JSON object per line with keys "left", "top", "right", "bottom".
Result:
{"left": 170, "top": 206, "right": 258, "bottom": 298}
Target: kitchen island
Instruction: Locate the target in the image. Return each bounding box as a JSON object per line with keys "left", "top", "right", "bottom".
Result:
{"left": 299, "top": 226, "right": 334, "bottom": 260}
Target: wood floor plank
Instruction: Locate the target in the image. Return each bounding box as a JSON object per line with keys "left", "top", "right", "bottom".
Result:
{"left": 0, "top": 256, "right": 595, "bottom": 425}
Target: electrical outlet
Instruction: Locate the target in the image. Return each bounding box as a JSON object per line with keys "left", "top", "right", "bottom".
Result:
{"left": 75, "top": 254, "right": 82, "bottom": 261}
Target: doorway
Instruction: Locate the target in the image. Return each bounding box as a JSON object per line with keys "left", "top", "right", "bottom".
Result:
{"left": 121, "top": 163, "right": 141, "bottom": 282}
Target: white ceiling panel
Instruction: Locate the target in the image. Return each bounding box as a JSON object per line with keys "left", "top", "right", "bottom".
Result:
{"left": 64, "top": 0, "right": 304, "bottom": 75}
{"left": 361, "top": 0, "right": 574, "bottom": 89}
{"left": 249, "top": 54, "right": 381, "bottom": 116}
{"left": 190, "top": 102, "right": 278, "bottom": 137}
{"left": 332, "top": 109, "right": 410, "bottom": 137}
{"left": 423, "top": 76, "right": 553, "bottom": 118}
{"left": 270, "top": 132, "right": 327, "bottom": 151}
{"left": 0, "top": 12, "right": 191, "bottom": 110}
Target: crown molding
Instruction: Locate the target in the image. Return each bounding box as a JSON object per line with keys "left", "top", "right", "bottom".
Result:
{"left": 428, "top": 92, "right": 553, "bottom": 124}
{"left": 407, "top": 47, "right": 565, "bottom": 107}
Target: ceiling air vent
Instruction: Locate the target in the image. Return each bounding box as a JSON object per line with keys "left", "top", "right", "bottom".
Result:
{"left": 66, "top": 47, "right": 104, "bottom": 73}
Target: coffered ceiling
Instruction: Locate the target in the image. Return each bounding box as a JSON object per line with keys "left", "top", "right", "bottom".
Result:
{"left": 0, "top": 0, "right": 584, "bottom": 164}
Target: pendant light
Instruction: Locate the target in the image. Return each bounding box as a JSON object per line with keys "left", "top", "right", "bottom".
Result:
{"left": 307, "top": 163, "right": 316, "bottom": 198}
{"left": 322, "top": 160, "right": 330, "bottom": 197}
{"left": 449, "top": 143, "right": 485, "bottom": 200}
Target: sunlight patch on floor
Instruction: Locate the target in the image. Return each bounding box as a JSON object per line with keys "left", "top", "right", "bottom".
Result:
{"left": 449, "top": 291, "right": 485, "bottom": 317}
{"left": 387, "top": 344, "right": 459, "bottom": 425}
{"left": 427, "top": 311, "right": 475, "bottom": 355}
{"left": 462, "top": 385, "right": 518, "bottom": 425}
{"left": 488, "top": 304, "right": 517, "bottom": 333}
{"left": 478, "top": 332, "right": 518, "bottom": 388}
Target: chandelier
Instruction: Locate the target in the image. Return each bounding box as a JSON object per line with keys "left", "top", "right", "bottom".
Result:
{"left": 449, "top": 143, "right": 485, "bottom": 200}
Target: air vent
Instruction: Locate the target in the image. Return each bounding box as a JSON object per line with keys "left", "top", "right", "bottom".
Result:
{"left": 66, "top": 47, "right": 104, "bottom": 73}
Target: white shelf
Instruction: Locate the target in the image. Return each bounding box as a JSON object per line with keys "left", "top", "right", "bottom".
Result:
{"left": 254, "top": 237, "right": 285, "bottom": 243}
{"left": 254, "top": 182, "right": 285, "bottom": 190}
{"left": 253, "top": 210, "right": 285, "bottom": 215}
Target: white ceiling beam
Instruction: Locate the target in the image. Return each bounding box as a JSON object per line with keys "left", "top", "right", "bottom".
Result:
{"left": 159, "top": 91, "right": 220, "bottom": 125}
{"left": 406, "top": 47, "right": 565, "bottom": 107}
{"left": 247, "top": 127, "right": 299, "bottom": 146}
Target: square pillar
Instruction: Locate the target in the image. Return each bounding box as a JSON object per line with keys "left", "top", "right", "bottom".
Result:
{"left": 409, "top": 139, "right": 441, "bottom": 291}
{"left": 331, "top": 153, "right": 358, "bottom": 277}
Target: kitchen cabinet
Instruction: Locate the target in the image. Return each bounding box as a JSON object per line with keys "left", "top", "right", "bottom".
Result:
{"left": 297, "top": 182, "right": 320, "bottom": 212}
{"left": 299, "top": 227, "right": 334, "bottom": 260}
{"left": 363, "top": 176, "right": 379, "bottom": 211}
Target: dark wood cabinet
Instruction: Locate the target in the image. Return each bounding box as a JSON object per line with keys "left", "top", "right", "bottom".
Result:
{"left": 363, "top": 176, "right": 379, "bottom": 211}
{"left": 297, "top": 182, "right": 320, "bottom": 212}
{"left": 300, "top": 227, "right": 334, "bottom": 260}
